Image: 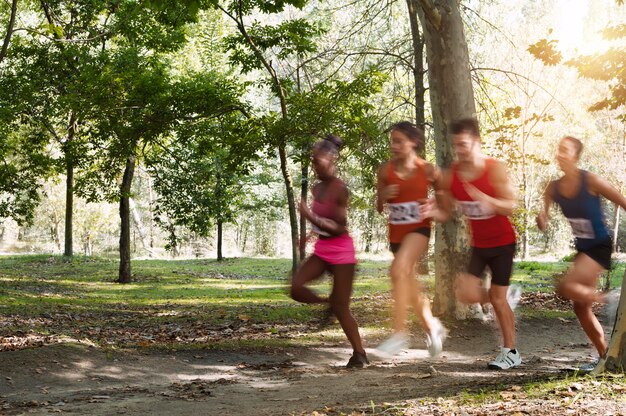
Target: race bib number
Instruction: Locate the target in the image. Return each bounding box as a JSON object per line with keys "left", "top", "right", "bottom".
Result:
{"left": 311, "top": 222, "right": 330, "bottom": 237}
{"left": 459, "top": 201, "right": 495, "bottom": 220}
{"left": 388, "top": 202, "right": 421, "bottom": 225}
{"left": 568, "top": 218, "right": 595, "bottom": 239}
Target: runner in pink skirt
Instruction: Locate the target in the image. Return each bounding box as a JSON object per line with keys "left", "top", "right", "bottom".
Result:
{"left": 290, "top": 134, "right": 367, "bottom": 368}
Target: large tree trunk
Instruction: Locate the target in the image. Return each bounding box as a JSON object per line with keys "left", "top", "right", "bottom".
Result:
{"left": 594, "top": 268, "right": 626, "bottom": 373}
{"left": 118, "top": 155, "right": 136, "bottom": 283}
{"left": 417, "top": 0, "right": 476, "bottom": 317}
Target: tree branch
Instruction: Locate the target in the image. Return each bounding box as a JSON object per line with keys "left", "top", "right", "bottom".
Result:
{"left": 0, "top": 0, "right": 18, "bottom": 64}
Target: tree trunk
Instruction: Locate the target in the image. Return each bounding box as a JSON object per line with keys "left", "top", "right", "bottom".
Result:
{"left": 278, "top": 143, "right": 299, "bottom": 272}
{"left": 406, "top": 0, "right": 426, "bottom": 140}
{"left": 118, "top": 155, "right": 136, "bottom": 283}
{"left": 299, "top": 154, "right": 308, "bottom": 261}
{"left": 0, "top": 0, "right": 18, "bottom": 65}
{"left": 594, "top": 268, "right": 626, "bottom": 373}
{"left": 408, "top": 0, "right": 429, "bottom": 273}
{"left": 217, "top": 220, "right": 223, "bottom": 261}
{"left": 63, "top": 113, "right": 78, "bottom": 257}
{"left": 417, "top": 0, "right": 476, "bottom": 317}
{"left": 63, "top": 157, "right": 74, "bottom": 257}
{"left": 364, "top": 205, "right": 374, "bottom": 253}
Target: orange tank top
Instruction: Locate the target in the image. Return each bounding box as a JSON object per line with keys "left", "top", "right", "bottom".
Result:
{"left": 385, "top": 159, "right": 432, "bottom": 244}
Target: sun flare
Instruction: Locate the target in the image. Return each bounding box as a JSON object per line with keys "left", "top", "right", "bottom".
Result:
{"left": 551, "top": 0, "right": 614, "bottom": 56}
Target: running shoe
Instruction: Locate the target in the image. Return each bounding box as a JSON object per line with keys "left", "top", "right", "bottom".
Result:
{"left": 488, "top": 347, "right": 522, "bottom": 370}
{"left": 577, "top": 357, "right": 600, "bottom": 373}
{"left": 346, "top": 351, "right": 369, "bottom": 368}
{"left": 426, "top": 318, "right": 447, "bottom": 358}
{"left": 376, "top": 332, "right": 409, "bottom": 356}
{"left": 507, "top": 284, "right": 523, "bottom": 311}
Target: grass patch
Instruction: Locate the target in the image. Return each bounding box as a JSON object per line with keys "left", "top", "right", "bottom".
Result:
{"left": 0, "top": 255, "right": 621, "bottom": 350}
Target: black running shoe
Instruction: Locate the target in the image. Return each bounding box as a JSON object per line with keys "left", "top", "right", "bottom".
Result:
{"left": 346, "top": 351, "right": 369, "bottom": 368}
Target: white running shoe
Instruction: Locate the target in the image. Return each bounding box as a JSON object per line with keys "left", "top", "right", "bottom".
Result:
{"left": 507, "top": 284, "right": 522, "bottom": 311}
{"left": 376, "top": 332, "right": 409, "bottom": 356}
{"left": 488, "top": 347, "right": 522, "bottom": 370}
{"left": 426, "top": 318, "right": 447, "bottom": 358}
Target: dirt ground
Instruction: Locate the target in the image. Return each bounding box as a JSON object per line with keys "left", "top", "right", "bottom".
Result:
{"left": 2, "top": 316, "right": 622, "bottom": 416}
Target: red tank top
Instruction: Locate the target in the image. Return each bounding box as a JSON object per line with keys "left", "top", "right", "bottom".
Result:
{"left": 385, "top": 159, "right": 432, "bottom": 244}
{"left": 450, "top": 158, "right": 516, "bottom": 248}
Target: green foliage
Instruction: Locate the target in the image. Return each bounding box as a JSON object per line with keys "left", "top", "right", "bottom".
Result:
{"left": 220, "top": 0, "right": 308, "bottom": 15}
{"left": 148, "top": 113, "right": 260, "bottom": 239}
{"left": 561, "top": 252, "right": 576, "bottom": 262}
{"left": 223, "top": 19, "right": 324, "bottom": 73}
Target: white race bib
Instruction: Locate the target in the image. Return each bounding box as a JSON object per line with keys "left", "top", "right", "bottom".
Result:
{"left": 568, "top": 218, "right": 595, "bottom": 239}
{"left": 388, "top": 201, "right": 421, "bottom": 225}
{"left": 311, "top": 221, "right": 330, "bottom": 237}
{"left": 459, "top": 201, "right": 495, "bottom": 220}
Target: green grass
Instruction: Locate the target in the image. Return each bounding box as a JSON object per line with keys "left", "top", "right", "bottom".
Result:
{"left": 0, "top": 255, "right": 622, "bottom": 350}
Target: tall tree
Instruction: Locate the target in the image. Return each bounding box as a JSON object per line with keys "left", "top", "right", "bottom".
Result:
{"left": 216, "top": 0, "right": 321, "bottom": 272}
{"left": 416, "top": 0, "right": 476, "bottom": 316}
{"left": 149, "top": 113, "right": 258, "bottom": 261}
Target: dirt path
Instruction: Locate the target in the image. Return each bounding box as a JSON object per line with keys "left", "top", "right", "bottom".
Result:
{"left": 0, "top": 318, "right": 609, "bottom": 415}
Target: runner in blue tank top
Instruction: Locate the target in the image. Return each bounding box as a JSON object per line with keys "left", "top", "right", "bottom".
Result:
{"left": 537, "top": 136, "right": 626, "bottom": 370}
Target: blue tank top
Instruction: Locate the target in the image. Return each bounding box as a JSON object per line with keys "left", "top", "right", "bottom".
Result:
{"left": 552, "top": 170, "right": 610, "bottom": 251}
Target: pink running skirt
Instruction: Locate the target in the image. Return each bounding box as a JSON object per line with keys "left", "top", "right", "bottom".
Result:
{"left": 313, "top": 233, "right": 357, "bottom": 265}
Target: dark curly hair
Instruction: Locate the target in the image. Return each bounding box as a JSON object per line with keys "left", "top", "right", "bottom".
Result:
{"left": 314, "top": 134, "right": 343, "bottom": 155}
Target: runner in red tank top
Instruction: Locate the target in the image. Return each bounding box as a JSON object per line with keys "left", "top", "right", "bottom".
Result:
{"left": 428, "top": 118, "right": 522, "bottom": 370}
{"left": 374, "top": 121, "right": 447, "bottom": 358}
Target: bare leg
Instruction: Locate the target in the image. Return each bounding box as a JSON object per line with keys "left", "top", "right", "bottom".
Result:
{"left": 290, "top": 255, "right": 329, "bottom": 304}
{"left": 573, "top": 301, "right": 607, "bottom": 356}
{"left": 455, "top": 273, "right": 490, "bottom": 305}
{"left": 558, "top": 254, "right": 605, "bottom": 304}
{"left": 329, "top": 263, "right": 365, "bottom": 354}
{"left": 558, "top": 254, "right": 607, "bottom": 356}
{"left": 390, "top": 233, "right": 436, "bottom": 333}
{"left": 489, "top": 284, "right": 516, "bottom": 349}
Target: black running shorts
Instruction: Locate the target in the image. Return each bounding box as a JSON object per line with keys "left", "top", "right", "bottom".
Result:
{"left": 467, "top": 243, "right": 516, "bottom": 286}
{"left": 578, "top": 238, "right": 612, "bottom": 270}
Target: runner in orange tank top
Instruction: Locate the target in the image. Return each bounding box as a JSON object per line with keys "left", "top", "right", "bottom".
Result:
{"left": 374, "top": 121, "right": 447, "bottom": 358}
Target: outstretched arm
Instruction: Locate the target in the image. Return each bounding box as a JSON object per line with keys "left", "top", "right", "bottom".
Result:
{"left": 536, "top": 181, "right": 554, "bottom": 232}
